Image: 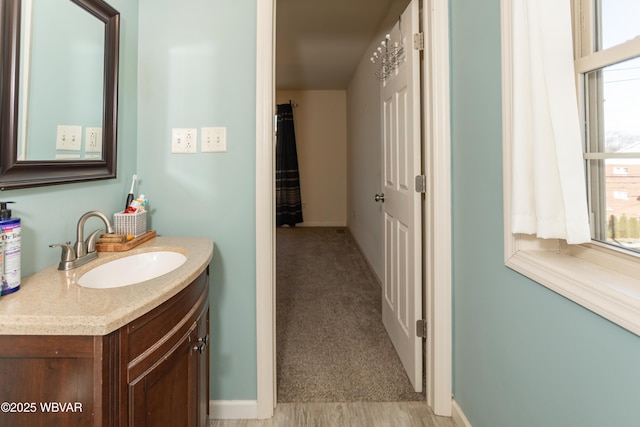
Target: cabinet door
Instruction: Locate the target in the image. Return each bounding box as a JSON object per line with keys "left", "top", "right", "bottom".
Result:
{"left": 129, "top": 323, "right": 198, "bottom": 427}
{"left": 125, "top": 268, "right": 210, "bottom": 427}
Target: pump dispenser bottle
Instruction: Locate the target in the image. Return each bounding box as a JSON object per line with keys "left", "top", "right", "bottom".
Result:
{"left": 0, "top": 202, "right": 21, "bottom": 296}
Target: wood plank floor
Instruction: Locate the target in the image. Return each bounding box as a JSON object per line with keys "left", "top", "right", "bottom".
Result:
{"left": 209, "top": 402, "right": 457, "bottom": 427}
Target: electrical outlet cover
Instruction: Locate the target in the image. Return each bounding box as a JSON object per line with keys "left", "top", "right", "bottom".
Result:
{"left": 85, "top": 127, "right": 103, "bottom": 153}
{"left": 171, "top": 128, "right": 198, "bottom": 153}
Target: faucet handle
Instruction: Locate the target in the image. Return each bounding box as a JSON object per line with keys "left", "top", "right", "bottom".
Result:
{"left": 85, "top": 229, "right": 103, "bottom": 253}
{"left": 49, "top": 242, "right": 75, "bottom": 262}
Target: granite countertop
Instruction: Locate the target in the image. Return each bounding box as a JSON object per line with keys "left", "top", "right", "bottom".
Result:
{"left": 0, "top": 236, "right": 213, "bottom": 336}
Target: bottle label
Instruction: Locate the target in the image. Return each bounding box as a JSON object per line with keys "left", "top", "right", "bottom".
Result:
{"left": 0, "top": 220, "right": 20, "bottom": 296}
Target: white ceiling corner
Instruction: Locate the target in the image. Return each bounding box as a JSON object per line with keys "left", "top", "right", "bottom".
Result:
{"left": 275, "top": 0, "right": 404, "bottom": 90}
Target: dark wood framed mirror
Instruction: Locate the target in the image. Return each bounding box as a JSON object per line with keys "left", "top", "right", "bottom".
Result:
{"left": 0, "top": 0, "right": 119, "bottom": 190}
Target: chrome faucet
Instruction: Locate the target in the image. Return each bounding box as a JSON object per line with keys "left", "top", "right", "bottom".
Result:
{"left": 50, "top": 210, "right": 115, "bottom": 270}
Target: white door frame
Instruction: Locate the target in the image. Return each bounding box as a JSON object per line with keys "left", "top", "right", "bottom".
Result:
{"left": 422, "top": 0, "right": 453, "bottom": 415}
{"left": 254, "top": 0, "right": 452, "bottom": 419}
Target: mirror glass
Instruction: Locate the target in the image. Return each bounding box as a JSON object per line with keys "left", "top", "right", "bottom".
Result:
{"left": 18, "top": 0, "right": 104, "bottom": 161}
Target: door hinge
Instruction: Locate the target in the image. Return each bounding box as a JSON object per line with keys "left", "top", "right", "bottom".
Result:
{"left": 415, "top": 175, "right": 427, "bottom": 193}
{"left": 416, "top": 319, "right": 427, "bottom": 338}
{"left": 413, "top": 32, "right": 424, "bottom": 51}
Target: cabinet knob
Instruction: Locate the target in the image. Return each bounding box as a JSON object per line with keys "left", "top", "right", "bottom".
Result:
{"left": 193, "top": 335, "right": 209, "bottom": 353}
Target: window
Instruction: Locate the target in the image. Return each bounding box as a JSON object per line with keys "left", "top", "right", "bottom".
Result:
{"left": 576, "top": 0, "right": 640, "bottom": 253}
{"left": 501, "top": 0, "right": 640, "bottom": 337}
{"left": 612, "top": 167, "right": 629, "bottom": 175}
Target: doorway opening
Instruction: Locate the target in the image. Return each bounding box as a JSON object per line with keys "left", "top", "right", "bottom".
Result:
{"left": 273, "top": 0, "right": 422, "bottom": 404}
{"left": 255, "top": 0, "right": 452, "bottom": 419}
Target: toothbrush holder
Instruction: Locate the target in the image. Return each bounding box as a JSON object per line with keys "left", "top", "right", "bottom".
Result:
{"left": 113, "top": 211, "right": 147, "bottom": 237}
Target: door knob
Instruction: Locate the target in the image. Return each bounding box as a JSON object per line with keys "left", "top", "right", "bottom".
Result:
{"left": 374, "top": 193, "right": 385, "bottom": 203}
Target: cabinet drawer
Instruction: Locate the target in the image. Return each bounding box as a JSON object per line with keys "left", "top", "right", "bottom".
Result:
{"left": 125, "top": 269, "right": 208, "bottom": 377}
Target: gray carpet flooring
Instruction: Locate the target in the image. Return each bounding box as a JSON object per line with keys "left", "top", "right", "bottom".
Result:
{"left": 276, "top": 227, "right": 424, "bottom": 403}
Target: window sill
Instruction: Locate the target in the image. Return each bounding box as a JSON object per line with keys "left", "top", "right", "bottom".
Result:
{"left": 506, "top": 248, "right": 640, "bottom": 336}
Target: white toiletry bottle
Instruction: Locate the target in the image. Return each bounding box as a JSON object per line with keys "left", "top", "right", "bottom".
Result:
{"left": 0, "top": 202, "right": 21, "bottom": 296}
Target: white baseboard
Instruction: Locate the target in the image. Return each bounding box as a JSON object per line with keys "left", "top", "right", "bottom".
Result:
{"left": 452, "top": 399, "right": 472, "bottom": 427}
{"left": 210, "top": 400, "right": 258, "bottom": 420}
{"left": 348, "top": 229, "right": 383, "bottom": 287}
{"left": 298, "top": 221, "right": 347, "bottom": 227}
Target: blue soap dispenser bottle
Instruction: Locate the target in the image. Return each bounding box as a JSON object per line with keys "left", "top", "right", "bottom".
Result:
{"left": 0, "top": 201, "right": 21, "bottom": 296}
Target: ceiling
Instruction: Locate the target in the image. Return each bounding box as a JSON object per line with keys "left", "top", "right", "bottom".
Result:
{"left": 276, "top": 0, "right": 404, "bottom": 90}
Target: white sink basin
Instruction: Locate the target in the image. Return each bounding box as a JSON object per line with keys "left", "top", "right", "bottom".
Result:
{"left": 78, "top": 251, "right": 187, "bottom": 289}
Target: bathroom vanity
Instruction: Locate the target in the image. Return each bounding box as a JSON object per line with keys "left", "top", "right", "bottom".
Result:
{"left": 0, "top": 237, "right": 213, "bottom": 427}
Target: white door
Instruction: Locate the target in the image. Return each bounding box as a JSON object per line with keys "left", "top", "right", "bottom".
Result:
{"left": 379, "top": 0, "right": 422, "bottom": 392}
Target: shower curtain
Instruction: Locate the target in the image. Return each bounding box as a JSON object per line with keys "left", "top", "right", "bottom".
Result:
{"left": 276, "top": 102, "right": 304, "bottom": 226}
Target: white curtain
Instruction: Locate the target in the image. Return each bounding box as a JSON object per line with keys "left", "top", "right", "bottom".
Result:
{"left": 511, "top": 0, "right": 591, "bottom": 244}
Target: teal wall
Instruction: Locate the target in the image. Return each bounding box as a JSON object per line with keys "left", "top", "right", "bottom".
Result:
{"left": 137, "top": 0, "right": 257, "bottom": 400}
{"left": 450, "top": 1, "right": 640, "bottom": 426}
{"left": 7, "top": 0, "right": 138, "bottom": 276}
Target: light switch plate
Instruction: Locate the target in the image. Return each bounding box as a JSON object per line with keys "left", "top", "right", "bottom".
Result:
{"left": 171, "top": 128, "right": 198, "bottom": 153}
{"left": 56, "top": 125, "right": 82, "bottom": 151}
{"left": 201, "top": 127, "right": 226, "bottom": 152}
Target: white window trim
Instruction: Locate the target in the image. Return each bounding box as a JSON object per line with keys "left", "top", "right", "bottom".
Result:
{"left": 501, "top": 0, "right": 640, "bottom": 337}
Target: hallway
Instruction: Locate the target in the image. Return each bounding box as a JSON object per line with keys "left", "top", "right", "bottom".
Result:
{"left": 275, "top": 227, "right": 423, "bottom": 402}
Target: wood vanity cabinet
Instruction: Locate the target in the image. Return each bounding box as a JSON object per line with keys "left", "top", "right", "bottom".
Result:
{"left": 0, "top": 267, "right": 210, "bottom": 427}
